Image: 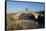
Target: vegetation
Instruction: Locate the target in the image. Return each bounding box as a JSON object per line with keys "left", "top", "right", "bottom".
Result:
{"left": 6, "top": 11, "right": 44, "bottom": 30}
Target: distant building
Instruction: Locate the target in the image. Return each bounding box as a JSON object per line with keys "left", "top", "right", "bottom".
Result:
{"left": 26, "top": 8, "right": 28, "bottom": 12}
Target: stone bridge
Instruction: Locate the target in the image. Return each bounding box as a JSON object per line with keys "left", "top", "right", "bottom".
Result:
{"left": 12, "top": 12, "right": 40, "bottom": 20}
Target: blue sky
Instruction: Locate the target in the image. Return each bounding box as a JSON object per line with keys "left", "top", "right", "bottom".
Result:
{"left": 7, "top": 1, "right": 45, "bottom": 13}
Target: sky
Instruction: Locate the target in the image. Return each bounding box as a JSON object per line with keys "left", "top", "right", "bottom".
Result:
{"left": 7, "top": 1, "right": 45, "bottom": 13}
